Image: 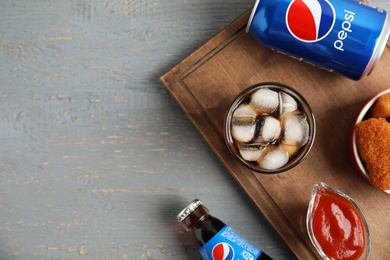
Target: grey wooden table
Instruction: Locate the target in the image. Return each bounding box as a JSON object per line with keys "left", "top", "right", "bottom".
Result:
{"left": 0, "top": 0, "right": 388, "bottom": 259}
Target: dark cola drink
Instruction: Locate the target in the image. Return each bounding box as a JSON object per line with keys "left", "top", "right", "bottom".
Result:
{"left": 224, "top": 82, "right": 316, "bottom": 174}
{"left": 177, "top": 199, "right": 273, "bottom": 260}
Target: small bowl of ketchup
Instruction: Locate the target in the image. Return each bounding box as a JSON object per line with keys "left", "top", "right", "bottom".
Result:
{"left": 306, "top": 182, "right": 371, "bottom": 260}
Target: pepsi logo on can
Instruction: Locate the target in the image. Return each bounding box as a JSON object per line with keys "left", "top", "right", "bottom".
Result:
{"left": 286, "top": 0, "right": 336, "bottom": 42}
{"left": 212, "top": 242, "right": 235, "bottom": 260}
{"left": 246, "top": 0, "right": 390, "bottom": 80}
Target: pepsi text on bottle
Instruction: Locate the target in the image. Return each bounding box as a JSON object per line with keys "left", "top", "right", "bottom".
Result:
{"left": 199, "top": 226, "right": 262, "bottom": 260}
{"left": 246, "top": 0, "right": 390, "bottom": 80}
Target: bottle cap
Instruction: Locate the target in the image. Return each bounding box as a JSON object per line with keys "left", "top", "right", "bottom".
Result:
{"left": 176, "top": 199, "right": 203, "bottom": 223}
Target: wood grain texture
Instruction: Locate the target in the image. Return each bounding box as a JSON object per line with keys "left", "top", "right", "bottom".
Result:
{"left": 0, "top": 0, "right": 296, "bottom": 259}
{"left": 161, "top": 2, "right": 390, "bottom": 259}
{"left": 1, "top": 0, "right": 389, "bottom": 259}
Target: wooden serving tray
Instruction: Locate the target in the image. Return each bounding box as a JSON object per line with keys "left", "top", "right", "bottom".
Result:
{"left": 161, "top": 9, "right": 390, "bottom": 259}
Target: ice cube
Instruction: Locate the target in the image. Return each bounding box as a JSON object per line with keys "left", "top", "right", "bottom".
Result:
{"left": 254, "top": 115, "right": 281, "bottom": 143}
{"left": 231, "top": 104, "right": 257, "bottom": 142}
{"left": 280, "top": 111, "right": 310, "bottom": 146}
{"left": 281, "top": 143, "right": 300, "bottom": 157}
{"left": 279, "top": 92, "right": 298, "bottom": 115}
{"left": 238, "top": 143, "right": 266, "bottom": 162}
{"left": 232, "top": 103, "right": 257, "bottom": 118}
{"left": 258, "top": 145, "right": 289, "bottom": 170}
{"left": 250, "top": 88, "right": 279, "bottom": 114}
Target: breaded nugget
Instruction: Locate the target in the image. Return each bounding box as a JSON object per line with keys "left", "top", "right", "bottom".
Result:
{"left": 355, "top": 118, "right": 390, "bottom": 190}
{"left": 370, "top": 93, "right": 390, "bottom": 119}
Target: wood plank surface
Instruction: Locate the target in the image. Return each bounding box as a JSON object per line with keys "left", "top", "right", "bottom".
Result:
{"left": 161, "top": 7, "right": 390, "bottom": 260}
{"left": 1, "top": 0, "right": 389, "bottom": 259}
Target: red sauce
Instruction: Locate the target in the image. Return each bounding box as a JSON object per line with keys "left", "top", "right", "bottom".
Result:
{"left": 312, "top": 190, "right": 365, "bottom": 260}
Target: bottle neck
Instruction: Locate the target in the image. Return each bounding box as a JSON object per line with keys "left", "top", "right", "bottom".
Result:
{"left": 182, "top": 204, "right": 209, "bottom": 231}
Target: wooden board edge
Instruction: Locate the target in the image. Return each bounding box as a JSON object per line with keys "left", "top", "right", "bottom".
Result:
{"left": 161, "top": 71, "right": 319, "bottom": 259}
{"left": 160, "top": 9, "right": 252, "bottom": 81}
{"left": 160, "top": 9, "right": 320, "bottom": 258}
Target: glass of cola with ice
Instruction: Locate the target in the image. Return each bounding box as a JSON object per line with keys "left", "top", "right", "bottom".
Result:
{"left": 224, "top": 82, "right": 316, "bottom": 174}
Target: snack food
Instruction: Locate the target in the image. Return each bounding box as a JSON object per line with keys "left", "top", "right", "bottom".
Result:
{"left": 355, "top": 118, "right": 390, "bottom": 190}
{"left": 370, "top": 93, "right": 390, "bottom": 119}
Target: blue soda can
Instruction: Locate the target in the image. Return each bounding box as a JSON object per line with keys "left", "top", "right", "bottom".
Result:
{"left": 246, "top": 0, "right": 390, "bottom": 80}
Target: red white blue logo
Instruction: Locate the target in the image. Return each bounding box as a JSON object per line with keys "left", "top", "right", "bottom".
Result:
{"left": 286, "top": 0, "right": 335, "bottom": 42}
{"left": 212, "top": 243, "right": 234, "bottom": 260}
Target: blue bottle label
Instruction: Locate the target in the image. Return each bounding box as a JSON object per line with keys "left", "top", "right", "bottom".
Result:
{"left": 199, "top": 225, "right": 262, "bottom": 260}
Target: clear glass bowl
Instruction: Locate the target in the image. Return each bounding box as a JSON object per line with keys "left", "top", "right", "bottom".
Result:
{"left": 224, "top": 82, "right": 316, "bottom": 174}
{"left": 306, "top": 182, "right": 371, "bottom": 260}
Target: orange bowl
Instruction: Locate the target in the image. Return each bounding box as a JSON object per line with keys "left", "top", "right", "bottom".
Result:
{"left": 350, "top": 88, "right": 390, "bottom": 194}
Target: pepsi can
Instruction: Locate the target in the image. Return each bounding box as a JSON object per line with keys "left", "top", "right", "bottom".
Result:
{"left": 246, "top": 0, "right": 390, "bottom": 80}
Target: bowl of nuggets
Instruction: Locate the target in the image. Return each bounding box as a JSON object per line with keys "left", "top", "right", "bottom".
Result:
{"left": 351, "top": 88, "right": 390, "bottom": 194}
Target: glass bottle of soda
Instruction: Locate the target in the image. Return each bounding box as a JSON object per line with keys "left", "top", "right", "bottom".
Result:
{"left": 177, "top": 199, "right": 273, "bottom": 260}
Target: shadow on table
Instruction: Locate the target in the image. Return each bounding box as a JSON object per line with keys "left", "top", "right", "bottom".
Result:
{"left": 154, "top": 195, "right": 201, "bottom": 259}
